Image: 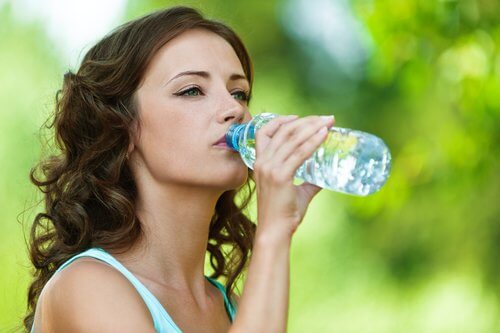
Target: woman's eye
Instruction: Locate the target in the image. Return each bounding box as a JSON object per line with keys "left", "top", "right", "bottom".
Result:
{"left": 176, "top": 87, "right": 203, "bottom": 97}
{"left": 232, "top": 90, "right": 249, "bottom": 101}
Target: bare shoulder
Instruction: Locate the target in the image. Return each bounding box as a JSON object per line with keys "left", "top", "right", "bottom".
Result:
{"left": 33, "top": 258, "right": 155, "bottom": 333}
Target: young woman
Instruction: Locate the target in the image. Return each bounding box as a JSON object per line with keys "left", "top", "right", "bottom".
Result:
{"left": 26, "top": 6, "right": 334, "bottom": 333}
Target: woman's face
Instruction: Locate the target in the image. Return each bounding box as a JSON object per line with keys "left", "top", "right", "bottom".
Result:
{"left": 131, "top": 29, "right": 252, "bottom": 191}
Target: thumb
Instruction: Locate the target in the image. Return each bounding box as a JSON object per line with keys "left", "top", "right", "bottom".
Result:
{"left": 297, "top": 182, "right": 323, "bottom": 207}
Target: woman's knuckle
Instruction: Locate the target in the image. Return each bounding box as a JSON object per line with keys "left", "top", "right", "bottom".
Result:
{"left": 288, "top": 131, "right": 298, "bottom": 141}
{"left": 277, "top": 122, "right": 288, "bottom": 133}
{"left": 285, "top": 125, "right": 299, "bottom": 137}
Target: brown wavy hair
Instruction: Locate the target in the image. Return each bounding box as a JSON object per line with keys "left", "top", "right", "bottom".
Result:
{"left": 24, "top": 6, "right": 256, "bottom": 331}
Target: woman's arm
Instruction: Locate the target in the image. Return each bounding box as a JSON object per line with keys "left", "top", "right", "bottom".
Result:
{"left": 229, "top": 115, "right": 334, "bottom": 333}
{"left": 230, "top": 229, "right": 292, "bottom": 333}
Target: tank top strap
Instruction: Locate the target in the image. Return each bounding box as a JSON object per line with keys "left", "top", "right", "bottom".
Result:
{"left": 205, "top": 276, "right": 238, "bottom": 322}
{"left": 53, "top": 247, "right": 182, "bottom": 333}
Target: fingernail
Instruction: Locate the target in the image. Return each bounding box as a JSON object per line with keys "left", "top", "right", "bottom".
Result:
{"left": 321, "top": 115, "right": 334, "bottom": 122}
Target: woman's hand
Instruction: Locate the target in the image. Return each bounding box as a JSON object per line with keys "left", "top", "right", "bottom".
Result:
{"left": 253, "top": 114, "right": 335, "bottom": 240}
{"left": 233, "top": 115, "right": 334, "bottom": 333}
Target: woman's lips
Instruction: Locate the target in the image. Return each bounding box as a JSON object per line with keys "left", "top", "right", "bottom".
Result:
{"left": 213, "top": 132, "right": 237, "bottom": 151}
{"left": 213, "top": 134, "right": 227, "bottom": 146}
{"left": 213, "top": 138, "right": 235, "bottom": 151}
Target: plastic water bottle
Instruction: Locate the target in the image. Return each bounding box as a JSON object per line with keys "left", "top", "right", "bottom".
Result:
{"left": 225, "top": 113, "right": 391, "bottom": 196}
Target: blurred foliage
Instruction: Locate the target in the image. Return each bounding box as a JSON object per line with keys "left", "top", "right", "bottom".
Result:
{"left": 1, "top": 0, "right": 499, "bottom": 332}
{"left": 0, "top": 3, "right": 64, "bottom": 332}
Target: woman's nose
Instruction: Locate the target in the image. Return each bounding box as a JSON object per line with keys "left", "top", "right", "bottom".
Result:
{"left": 216, "top": 95, "right": 246, "bottom": 124}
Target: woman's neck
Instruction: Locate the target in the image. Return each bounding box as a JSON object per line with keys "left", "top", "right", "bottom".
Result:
{"left": 112, "top": 180, "right": 224, "bottom": 298}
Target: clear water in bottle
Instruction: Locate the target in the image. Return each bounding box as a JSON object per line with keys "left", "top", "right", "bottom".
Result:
{"left": 225, "top": 113, "right": 391, "bottom": 196}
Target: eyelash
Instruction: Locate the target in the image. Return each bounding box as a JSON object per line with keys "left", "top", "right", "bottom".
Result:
{"left": 174, "top": 86, "right": 250, "bottom": 102}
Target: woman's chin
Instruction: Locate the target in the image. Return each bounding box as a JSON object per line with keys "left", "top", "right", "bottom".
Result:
{"left": 219, "top": 171, "right": 249, "bottom": 191}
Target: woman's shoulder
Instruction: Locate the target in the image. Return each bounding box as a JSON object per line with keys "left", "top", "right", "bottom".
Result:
{"left": 33, "top": 257, "right": 156, "bottom": 333}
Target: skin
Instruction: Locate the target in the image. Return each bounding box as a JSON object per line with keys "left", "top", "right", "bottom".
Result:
{"left": 33, "top": 28, "right": 335, "bottom": 333}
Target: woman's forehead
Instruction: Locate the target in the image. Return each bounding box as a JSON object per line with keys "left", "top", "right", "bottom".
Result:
{"left": 146, "top": 29, "right": 245, "bottom": 84}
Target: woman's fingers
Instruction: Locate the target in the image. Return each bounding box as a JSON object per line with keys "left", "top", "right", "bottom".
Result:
{"left": 280, "top": 125, "right": 330, "bottom": 180}
{"left": 253, "top": 114, "right": 335, "bottom": 238}
{"left": 254, "top": 115, "right": 299, "bottom": 157}
{"left": 253, "top": 114, "right": 334, "bottom": 188}
{"left": 257, "top": 115, "right": 299, "bottom": 139}
{"left": 267, "top": 116, "right": 334, "bottom": 163}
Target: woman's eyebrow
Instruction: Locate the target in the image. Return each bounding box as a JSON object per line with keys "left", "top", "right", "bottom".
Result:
{"left": 164, "top": 70, "right": 248, "bottom": 86}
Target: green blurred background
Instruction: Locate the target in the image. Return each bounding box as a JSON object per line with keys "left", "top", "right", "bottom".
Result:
{"left": 1, "top": 0, "right": 499, "bottom": 332}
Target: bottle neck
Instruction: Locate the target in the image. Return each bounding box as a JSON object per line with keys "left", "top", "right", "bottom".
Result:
{"left": 225, "top": 113, "right": 277, "bottom": 151}
{"left": 226, "top": 123, "right": 246, "bottom": 151}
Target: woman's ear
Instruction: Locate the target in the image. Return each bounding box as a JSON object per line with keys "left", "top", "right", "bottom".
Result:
{"left": 127, "top": 120, "right": 140, "bottom": 158}
{"left": 127, "top": 141, "right": 134, "bottom": 158}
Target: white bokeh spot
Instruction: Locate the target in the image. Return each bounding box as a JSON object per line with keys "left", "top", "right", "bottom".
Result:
{"left": 5, "top": 0, "right": 127, "bottom": 68}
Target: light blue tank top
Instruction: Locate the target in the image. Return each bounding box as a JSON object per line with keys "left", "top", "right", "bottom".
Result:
{"left": 31, "top": 247, "right": 237, "bottom": 333}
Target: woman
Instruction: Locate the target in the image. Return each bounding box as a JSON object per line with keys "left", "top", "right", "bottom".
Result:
{"left": 26, "top": 6, "right": 334, "bottom": 333}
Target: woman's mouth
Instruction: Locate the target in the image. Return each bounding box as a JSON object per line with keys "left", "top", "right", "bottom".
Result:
{"left": 213, "top": 134, "right": 237, "bottom": 152}
{"left": 213, "top": 134, "right": 228, "bottom": 146}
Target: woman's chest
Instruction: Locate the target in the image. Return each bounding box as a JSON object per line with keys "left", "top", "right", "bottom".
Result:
{"left": 152, "top": 286, "right": 232, "bottom": 333}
